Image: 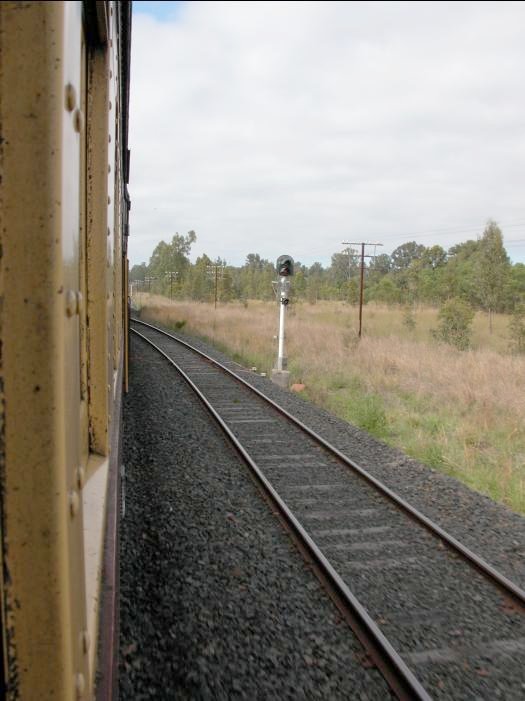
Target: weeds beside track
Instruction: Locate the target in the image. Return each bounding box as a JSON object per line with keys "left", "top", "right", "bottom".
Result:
{"left": 133, "top": 296, "right": 525, "bottom": 515}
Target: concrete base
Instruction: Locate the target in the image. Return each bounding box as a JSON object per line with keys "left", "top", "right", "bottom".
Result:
{"left": 271, "top": 369, "right": 291, "bottom": 389}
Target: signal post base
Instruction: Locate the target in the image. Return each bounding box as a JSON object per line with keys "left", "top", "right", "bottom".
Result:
{"left": 271, "top": 369, "right": 290, "bottom": 390}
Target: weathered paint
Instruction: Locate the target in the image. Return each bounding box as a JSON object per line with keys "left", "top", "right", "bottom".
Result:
{"left": 0, "top": 2, "right": 88, "bottom": 697}
{"left": 82, "top": 454, "right": 109, "bottom": 684}
{"left": 79, "top": 31, "right": 90, "bottom": 471}
{"left": 86, "top": 35, "right": 110, "bottom": 457}
{"left": 0, "top": 1, "right": 129, "bottom": 698}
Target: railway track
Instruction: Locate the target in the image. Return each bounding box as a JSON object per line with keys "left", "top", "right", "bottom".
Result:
{"left": 130, "top": 318, "right": 525, "bottom": 700}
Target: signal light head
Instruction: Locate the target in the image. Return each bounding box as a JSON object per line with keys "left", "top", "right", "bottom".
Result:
{"left": 276, "top": 254, "right": 294, "bottom": 277}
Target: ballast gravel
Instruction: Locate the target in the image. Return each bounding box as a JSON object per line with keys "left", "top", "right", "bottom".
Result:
{"left": 119, "top": 336, "right": 392, "bottom": 699}
{"left": 154, "top": 321, "right": 525, "bottom": 590}
{"left": 122, "top": 319, "right": 525, "bottom": 699}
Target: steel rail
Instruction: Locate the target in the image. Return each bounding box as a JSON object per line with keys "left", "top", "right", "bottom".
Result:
{"left": 131, "top": 326, "right": 432, "bottom": 700}
{"left": 131, "top": 318, "right": 525, "bottom": 610}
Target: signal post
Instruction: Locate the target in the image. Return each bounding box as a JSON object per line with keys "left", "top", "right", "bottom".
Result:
{"left": 271, "top": 254, "right": 294, "bottom": 389}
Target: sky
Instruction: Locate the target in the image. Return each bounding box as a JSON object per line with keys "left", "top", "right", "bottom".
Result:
{"left": 129, "top": 1, "right": 525, "bottom": 268}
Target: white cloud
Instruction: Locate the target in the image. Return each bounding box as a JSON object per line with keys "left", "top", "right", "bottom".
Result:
{"left": 129, "top": 1, "right": 525, "bottom": 267}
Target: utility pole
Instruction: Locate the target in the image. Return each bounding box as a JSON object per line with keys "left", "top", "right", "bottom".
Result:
{"left": 341, "top": 241, "right": 383, "bottom": 337}
{"left": 144, "top": 276, "right": 156, "bottom": 293}
{"left": 206, "top": 264, "right": 225, "bottom": 309}
{"left": 165, "top": 271, "right": 179, "bottom": 300}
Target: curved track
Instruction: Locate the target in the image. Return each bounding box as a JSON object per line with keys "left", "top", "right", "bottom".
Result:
{"left": 130, "top": 318, "right": 525, "bottom": 700}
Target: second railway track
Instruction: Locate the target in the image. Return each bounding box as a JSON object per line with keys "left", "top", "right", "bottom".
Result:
{"left": 131, "top": 317, "right": 525, "bottom": 700}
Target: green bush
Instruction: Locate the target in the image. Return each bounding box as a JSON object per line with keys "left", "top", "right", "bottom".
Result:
{"left": 402, "top": 307, "right": 416, "bottom": 331}
{"left": 432, "top": 298, "right": 474, "bottom": 350}
{"left": 354, "top": 395, "right": 388, "bottom": 437}
{"left": 509, "top": 304, "right": 525, "bottom": 354}
{"left": 169, "top": 319, "right": 186, "bottom": 330}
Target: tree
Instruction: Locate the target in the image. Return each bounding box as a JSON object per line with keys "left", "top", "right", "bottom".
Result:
{"left": 420, "top": 245, "right": 447, "bottom": 270}
{"left": 329, "top": 251, "right": 358, "bottom": 289}
{"left": 391, "top": 241, "right": 426, "bottom": 271}
{"left": 368, "top": 253, "right": 392, "bottom": 277}
{"left": 244, "top": 253, "right": 265, "bottom": 271}
{"left": 448, "top": 240, "right": 480, "bottom": 259}
{"left": 185, "top": 253, "right": 212, "bottom": 301}
{"left": 129, "top": 262, "right": 148, "bottom": 281}
{"left": 308, "top": 262, "right": 324, "bottom": 276}
{"left": 442, "top": 240, "right": 481, "bottom": 305}
{"left": 389, "top": 242, "right": 427, "bottom": 303}
{"left": 400, "top": 245, "right": 447, "bottom": 305}
{"left": 342, "top": 278, "right": 359, "bottom": 304}
{"left": 148, "top": 240, "right": 171, "bottom": 278}
{"left": 306, "top": 262, "right": 325, "bottom": 304}
{"left": 417, "top": 266, "right": 446, "bottom": 305}
{"left": 220, "top": 267, "right": 234, "bottom": 302}
{"left": 326, "top": 251, "right": 361, "bottom": 301}
{"left": 148, "top": 230, "right": 197, "bottom": 296}
{"left": 476, "top": 220, "right": 510, "bottom": 332}
{"left": 239, "top": 253, "right": 272, "bottom": 299}
{"left": 256, "top": 260, "right": 275, "bottom": 300}
{"left": 289, "top": 269, "right": 302, "bottom": 297}
{"left": 508, "top": 263, "right": 525, "bottom": 308}
{"left": 371, "top": 276, "right": 402, "bottom": 305}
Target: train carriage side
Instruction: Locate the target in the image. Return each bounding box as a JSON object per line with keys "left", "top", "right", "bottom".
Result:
{"left": 0, "top": 1, "right": 131, "bottom": 698}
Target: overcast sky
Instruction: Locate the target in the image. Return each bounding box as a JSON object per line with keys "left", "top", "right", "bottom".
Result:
{"left": 129, "top": 1, "right": 525, "bottom": 268}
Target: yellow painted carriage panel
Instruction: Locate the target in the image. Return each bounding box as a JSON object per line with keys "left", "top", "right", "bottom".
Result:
{"left": 79, "top": 34, "right": 90, "bottom": 472}
{"left": 107, "top": 16, "right": 117, "bottom": 409}
{"left": 86, "top": 39, "right": 110, "bottom": 457}
{"left": 0, "top": 2, "right": 90, "bottom": 698}
{"left": 62, "top": 2, "right": 91, "bottom": 696}
{"left": 0, "top": 1, "right": 130, "bottom": 697}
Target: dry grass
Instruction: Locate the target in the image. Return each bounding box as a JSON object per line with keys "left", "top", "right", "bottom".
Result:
{"left": 292, "top": 301, "right": 514, "bottom": 353}
{"left": 134, "top": 294, "right": 525, "bottom": 514}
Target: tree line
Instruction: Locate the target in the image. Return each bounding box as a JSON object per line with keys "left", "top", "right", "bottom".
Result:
{"left": 130, "top": 221, "right": 524, "bottom": 315}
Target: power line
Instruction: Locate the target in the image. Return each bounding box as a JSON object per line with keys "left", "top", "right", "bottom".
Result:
{"left": 372, "top": 219, "right": 525, "bottom": 242}
{"left": 305, "top": 221, "right": 525, "bottom": 258}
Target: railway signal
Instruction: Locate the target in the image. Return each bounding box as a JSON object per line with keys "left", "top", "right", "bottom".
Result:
{"left": 276, "top": 254, "right": 294, "bottom": 278}
{"left": 271, "top": 254, "right": 294, "bottom": 388}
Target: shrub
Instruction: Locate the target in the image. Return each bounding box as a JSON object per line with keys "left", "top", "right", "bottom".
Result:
{"left": 402, "top": 307, "right": 416, "bottom": 332}
{"left": 509, "top": 304, "right": 525, "bottom": 354}
{"left": 170, "top": 319, "right": 186, "bottom": 330}
{"left": 354, "top": 395, "right": 388, "bottom": 437}
{"left": 432, "top": 298, "right": 474, "bottom": 350}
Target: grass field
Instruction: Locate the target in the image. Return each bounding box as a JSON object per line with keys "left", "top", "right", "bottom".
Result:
{"left": 134, "top": 294, "right": 525, "bottom": 515}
